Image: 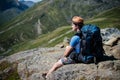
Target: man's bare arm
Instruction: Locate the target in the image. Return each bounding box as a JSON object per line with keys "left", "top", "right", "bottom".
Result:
{"left": 63, "top": 46, "right": 73, "bottom": 57}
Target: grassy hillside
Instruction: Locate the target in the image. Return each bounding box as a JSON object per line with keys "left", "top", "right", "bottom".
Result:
{"left": 0, "top": 0, "right": 120, "bottom": 56}
{"left": 1, "top": 7, "right": 120, "bottom": 56}
{"left": 86, "top": 7, "right": 120, "bottom": 29}
{"left": 5, "top": 26, "right": 72, "bottom": 55}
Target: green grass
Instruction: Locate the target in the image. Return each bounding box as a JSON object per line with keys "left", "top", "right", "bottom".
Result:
{"left": 0, "top": 61, "right": 11, "bottom": 71}
{"left": 85, "top": 7, "right": 120, "bottom": 29}
{"left": 6, "top": 26, "right": 73, "bottom": 55}
{"left": 0, "top": 7, "right": 120, "bottom": 56}
{"left": 0, "top": 61, "right": 21, "bottom": 80}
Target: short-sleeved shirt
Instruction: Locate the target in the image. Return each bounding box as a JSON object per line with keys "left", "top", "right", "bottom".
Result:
{"left": 70, "top": 35, "right": 80, "bottom": 53}
{"left": 61, "top": 35, "right": 94, "bottom": 65}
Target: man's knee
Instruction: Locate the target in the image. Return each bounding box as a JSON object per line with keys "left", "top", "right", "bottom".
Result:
{"left": 66, "top": 46, "right": 70, "bottom": 49}
{"left": 60, "top": 57, "right": 75, "bottom": 65}
{"left": 56, "top": 59, "right": 64, "bottom": 66}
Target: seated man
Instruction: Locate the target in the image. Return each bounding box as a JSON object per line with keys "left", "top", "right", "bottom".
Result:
{"left": 43, "top": 16, "right": 94, "bottom": 78}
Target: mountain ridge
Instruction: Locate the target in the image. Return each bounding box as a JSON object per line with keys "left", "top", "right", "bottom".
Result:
{"left": 0, "top": 0, "right": 35, "bottom": 26}
{"left": 0, "top": 0, "right": 120, "bottom": 56}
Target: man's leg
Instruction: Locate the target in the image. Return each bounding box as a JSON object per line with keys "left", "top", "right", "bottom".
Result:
{"left": 45, "top": 59, "right": 64, "bottom": 78}
{"left": 46, "top": 46, "right": 70, "bottom": 78}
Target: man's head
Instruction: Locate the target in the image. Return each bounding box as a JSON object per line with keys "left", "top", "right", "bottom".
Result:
{"left": 72, "top": 16, "right": 84, "bottom": 31}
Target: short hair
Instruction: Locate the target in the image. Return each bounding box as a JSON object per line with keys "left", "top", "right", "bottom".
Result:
{"left": 72, "top": 16, "right": 84, "bottom": 28}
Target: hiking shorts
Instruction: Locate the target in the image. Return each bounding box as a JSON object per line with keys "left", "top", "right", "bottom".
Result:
{"left": 60, "top": 52, "right": 94, "bottom": 65}
{"left": 60, "top": 57, "right": 75, "bottom": 65}
{"left": 60, "top": 52, "right": 80, "bottom": 65}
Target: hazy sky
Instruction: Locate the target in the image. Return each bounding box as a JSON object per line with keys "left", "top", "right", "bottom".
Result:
{"left": 19, "top": 0, "right": 42, "bottom": 2}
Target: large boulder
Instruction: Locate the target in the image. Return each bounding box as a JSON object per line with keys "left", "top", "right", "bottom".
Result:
{"left": 103, "top": 37, "right": 120, "bottom": 59}
{"left": 0, "top": 46, "right": 119, "bottom": 80}
{"left": 101, "top": 28, "right": 120, "bottom": 43}
{"left": 111, "top": 44, "right": 120, "bottom": 59}
{"left": 0, "top": 28, "right": 120, "bottom": 80}
{"left": 47, "top": 60, "right": 120, "bottom": 80}
{"left": 104, "top": 37, "right": 120, "bottom": 46}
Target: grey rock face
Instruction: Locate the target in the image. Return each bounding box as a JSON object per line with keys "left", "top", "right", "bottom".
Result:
{"left": 102, "top": 28, "right": 120, "bottom": 59}
{"left": 1, "top": 46, "right": 119, "bottom": 80}
{"left": 101, "top": 28, "right": 120, "bottom": 43}
{"left": 48, "top": 60, "right": 120, "bottom": 80}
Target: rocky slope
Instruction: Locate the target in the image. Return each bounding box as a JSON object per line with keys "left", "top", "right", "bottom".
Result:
{"left": 0, "top": 28, "right": 120, "bottom": 80}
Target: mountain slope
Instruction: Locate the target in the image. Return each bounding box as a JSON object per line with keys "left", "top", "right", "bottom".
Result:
{"left": 0, "top": 0, "right": 34, "bottom": 26}
{"left": 0, "top": 0, "right": 120, "bottom": 56}
{"left": 86, "top": 7, "right": 120, "bottom": 29}
{"left": 20, "top": 1, "right": 35, "bottom": 7}
{"left": 1, "top": 7, "right": 119, "bottom": 56}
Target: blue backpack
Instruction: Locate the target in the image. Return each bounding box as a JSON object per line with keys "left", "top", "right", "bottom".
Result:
{"left": 76, "top": 24, "right": 104, "bottom": 63}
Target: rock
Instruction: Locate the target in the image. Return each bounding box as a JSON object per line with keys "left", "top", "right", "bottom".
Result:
{"left": 98, "top": 61, "right": 114, "bottom": 70}
{"left": 113, "top": 60, "right": 120, "bottom": 71}
{"left": 103, "top": 45, "right": 113, "bottom": 56}
{"left": 112, "top": 44, "right": 120, "bottom": 59}
{"left": 17, "top": 61, "right": 28, "bottom": 80}
{"left": 47, "top": 61, "right": 120, "bottom": 80}
{"left": 103, "top": 37, "right": 120, "bottom": 59}
{"left": 60, "top": 37, "right": 70, "bottom": 48}
{"left": 103, "top": 32, "right": 120, "bottom": 59}
{"left": 28, "top": 73, "right": 44, "bottom": 80}
{"left": 104, "top": 37, "right": 120, "bottom": 46}
{"left": 63, "top": 37, "right": 70, "bottom": 45}
{"left": 56, "top": 37, "right": 70, "bottom": 48}
{"left": 0, "top": 46, "right": 120, "bottom": 80}
{"left": 101, "top": 28, "right": 120, "bottom": 43}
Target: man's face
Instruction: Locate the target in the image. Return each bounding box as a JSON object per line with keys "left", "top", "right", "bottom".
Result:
{"left": 72, "top": 23, "right": 78, "bottom": 31}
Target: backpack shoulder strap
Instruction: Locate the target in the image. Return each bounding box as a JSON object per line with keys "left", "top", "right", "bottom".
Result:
{"left": 74, "top": 30, "right": 82, "bottom": 38}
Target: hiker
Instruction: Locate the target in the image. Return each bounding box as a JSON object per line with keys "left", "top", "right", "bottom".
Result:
{"left": 42, "top": 16, "right": 83, "bottom": 78}
{"left": 43, "top": 16, "right": 104, "bottom": 78}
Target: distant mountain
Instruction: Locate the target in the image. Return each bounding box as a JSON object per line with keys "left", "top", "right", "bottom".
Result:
{"left": 19, "top": 1, "right": 35, "bottom": 7}
{"left": 0, "top": 0, "right": 120, "bottom": 56}
{"left": 9, "top": 0, "right": 120, "bottom": 33}
{"left": 0, "top": 8, "right": 22, "bottom": 25}
{"left": 0, "top": 0, "right": 19, "bottom": 11}
{"left": 0, "top": 0, "right": 35, "bottom": 25}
